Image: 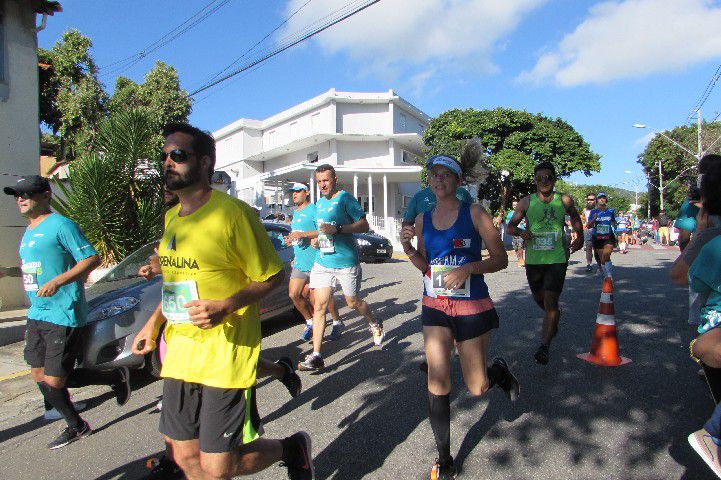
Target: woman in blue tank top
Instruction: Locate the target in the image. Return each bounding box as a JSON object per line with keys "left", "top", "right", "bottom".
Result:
{"left": 400, "top": 154, "right": 520, "bottom": 480}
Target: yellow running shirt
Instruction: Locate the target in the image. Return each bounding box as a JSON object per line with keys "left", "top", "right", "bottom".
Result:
{"left": 157, "top": 190, "right": 283, "bottom": 389}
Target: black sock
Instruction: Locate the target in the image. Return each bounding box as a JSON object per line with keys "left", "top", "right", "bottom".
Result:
{"left": 487, "top": 363, "right": 505, "bottom": 389}
{"left": 280, "top": 437, "right": 295, "bottom": 465}
{"left": 40, "top": 384, "right": 83, "bottom": 429}
{"left": 66, "top": 368, "right": 121, "bottom": 389}
{"left": 37, "top": 382, "right": 53, "bottom": 411}
{"left": 428, "top": 392, "right": 452, "bottom": 466}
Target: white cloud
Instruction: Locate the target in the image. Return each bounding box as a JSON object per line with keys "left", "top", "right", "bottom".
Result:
{"left": 280, "top": 0, "right": 547, "bottom": 93}
{"left": 518, "top": 0, "right": 721, "bottom": 86}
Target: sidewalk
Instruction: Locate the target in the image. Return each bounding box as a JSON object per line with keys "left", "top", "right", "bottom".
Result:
{"left": 0, "top": 308, "right": 26, "bottom": 324}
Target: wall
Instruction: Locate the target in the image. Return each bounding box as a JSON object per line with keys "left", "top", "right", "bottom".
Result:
{"left": 0, "top": 1, "right": 39, "bottom": 308}
{"left": 263, "top": 104, "right": 331, "bottom": 151}
{"left": 337, "top": 141, "right": 392, "bottom": 168}
{"left": 336, "top": 103, "right": 390, "bottom": 135}
{"left": 393, "top": 103, "right": 427, "bottom": 135}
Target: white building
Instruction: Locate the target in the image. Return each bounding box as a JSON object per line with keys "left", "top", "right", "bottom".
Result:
{"left": 213, "top": 89, "right": 431, "bottom": 246}
{"left": 0, "top": 0, "right": 61, "bottom": 309}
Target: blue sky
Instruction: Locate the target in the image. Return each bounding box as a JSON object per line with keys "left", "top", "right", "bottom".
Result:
{"left": 37, "top": 0, "right": 721, "bottom": 187}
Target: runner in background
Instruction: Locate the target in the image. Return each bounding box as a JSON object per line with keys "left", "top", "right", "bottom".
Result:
{"left": 581, "top": 193, "right": 600, "bottom": 272}
{"left": 505, "top": 201, "right": 526, "bottom": 267}
{"left": 587, "top": 192, "right": 617, "bottom": 280}
{"left": 616, "top": 212, "right": 630, "bottom": 254}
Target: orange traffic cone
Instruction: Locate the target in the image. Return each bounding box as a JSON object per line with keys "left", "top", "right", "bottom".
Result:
{"left": 577, "top": 278, "right": 631, "bottom": 366}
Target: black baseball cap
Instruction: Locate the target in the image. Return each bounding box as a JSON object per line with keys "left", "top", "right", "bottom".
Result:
{"left": 3, "top": 175, "right": 51, "bottom": 196}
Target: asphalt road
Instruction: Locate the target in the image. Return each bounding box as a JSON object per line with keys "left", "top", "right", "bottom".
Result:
{"left": 0, "top": 247, "right": 716, "bottom": 480}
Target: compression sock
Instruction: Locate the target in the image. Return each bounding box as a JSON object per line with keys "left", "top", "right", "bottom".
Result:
{"left": 604, "top": 261, "right": 614, "bottom": 278}
{"left": 37, "top": 382, "right": 52, "bottom": 411}
{"left": 40, "top": 383, "right": 83, "bottom": 429}
{"left": 428, "top": 392, "right": 452, "bottom": 466}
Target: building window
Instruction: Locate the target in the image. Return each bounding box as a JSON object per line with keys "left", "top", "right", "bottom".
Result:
{"left": 268, "top": 130, "right": 276, "bottom": 147}
{"left": 289, "top": 121, "right": 298, "bottom": 139}
{"left": 311, "top": 112, "right": 320, "bottom": 132}
{"left": 399, "top": 113, "right": 407, "bottom": 131}
{"left": 307, "top": 151, "right": 319, "bottom": 163}
{"left": 401, "top": 150, "right": 418, "bottom": 165}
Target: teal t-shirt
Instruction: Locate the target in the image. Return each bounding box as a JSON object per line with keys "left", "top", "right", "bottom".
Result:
{"left": 403, "top": 187, "right": 473, "bottom": 223}
{"left": 19, "top": 213, "right": 98, "bottom": 327}
{"left": 315, "top": 191, "right": 365, "bottom": 268}
{"left": 676, "top": 198, "right": 700, "bottom": 232}
{"left": 290, "top": 203, "right": 318, "bottom": 273}
{"left": 690, "top": 235, "right": 721, "bottom": 334}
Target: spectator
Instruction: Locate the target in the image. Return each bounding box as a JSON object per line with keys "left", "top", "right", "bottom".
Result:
{"left": 675, "top": 154, "right": 721, "bottom": 251}
{"left": 658, "top": 210, "right": 670, "bottom": 246}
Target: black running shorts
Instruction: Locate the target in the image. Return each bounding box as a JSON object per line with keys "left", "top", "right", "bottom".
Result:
{"left": 159, "top": 378, "right": 263, "bottom": 453}
{"left": 421, "top": 297, "right": 499, "bottom": 342}
{"left": 24, "top": 319, "right": 82, "bottom": 377}
{"left": 592, "top": 235, "right": 617, "bottom": 250}
{"left": 525, "top": 262, "right": 568, "bottom": 294}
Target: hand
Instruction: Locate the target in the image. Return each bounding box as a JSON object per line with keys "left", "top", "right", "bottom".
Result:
{"left": 184, "top": 299, "right": 230, "bottom": 329}
{"left": 569, "top": 236, "right": 584, "bottom": 254}
{"left": 138, "top": 251, "right": 161, "bottom": 280}
{"left": 443, "top": 265, "right": 471, "bottom": 290}
{"left": 36, "top": 279, "right": 60, "bottom": 297}
{"left": 131, "top": 327, "right": 157, "bottom": 355}
{"left": 520, "top": 230, "right": 533, "bottom": 242}
{"left": 286, "top": 231, "right": 303, "bottom": 245}
{"left": 319, "top": 223, "right": 338, "bottom": 235}
{"left": 138, "top": 264, "right": 156, "bottom": 281}
{"left": 400, "top": 225, "right": 416, "bottom": 244}
{"left": 310, "top": 238, "right": 319, "bottom": 249}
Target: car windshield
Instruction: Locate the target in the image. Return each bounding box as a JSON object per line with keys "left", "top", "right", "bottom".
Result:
{"left": 96, "top": 242, "right": 159, "bottom": 283}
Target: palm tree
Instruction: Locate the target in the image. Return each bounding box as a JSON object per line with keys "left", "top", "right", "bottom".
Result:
{"left": 53, "top": 109, "right": 164, "bottom": 266}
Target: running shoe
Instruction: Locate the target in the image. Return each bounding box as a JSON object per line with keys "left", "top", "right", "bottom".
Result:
{"left": 277, "top": 356, "right": 302, "bottom": 398}
{"left": 145, "top": 455, "right": 184, "bottom": 480}
{"left": 327, "top": 322, "right": 344, "bottom": 341}
{"left": 297, "top": 354, "right": 324, "bottom": 372}
{"left": 430, "top": 458, "right": 457, "bottom": 480}
{"left": 689, "top": 430, "right": 721, "bottom": 477}
{"left": 585, "top": 264, "right": 593, "bottom": 272}
{"left": 47, "top": 420, "right": 92, "bottom": 449}
{"left": 370, "top": 323, "right": 385, "bottom": 346}
{"left": 534, "top": 344, "right": 550, "bottom": 365}
{"left": 492, "top": 357, "right": 520, "bottom": 402}
{"left": 284, "top": 431, "right": 315, "bottom": 480}
{"left": 300, "top": 324, "right": 313, "bottom": 342}
{"left": 44, "top": 401, "right": 86, "bottom": 421}
{"left": 156, "top": 399, "right": 163, "bottom": 411}
{"left": 112, "top": 366, "right": 132, "bottom": 406}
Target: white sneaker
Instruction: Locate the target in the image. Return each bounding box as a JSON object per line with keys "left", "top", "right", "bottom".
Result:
{"left": 689, "top": 430, "right": 721, "bottom": 477}
{"left": 370, "top": 323, "right": 385, "bottom": 346}
{"left": 44, "top": 401, "right": 87, "bottom": 421}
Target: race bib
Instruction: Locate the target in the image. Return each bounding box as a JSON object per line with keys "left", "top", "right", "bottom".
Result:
{"left": 430, "top": 265, "right": 470, "bottom": 298}
{"left": 317, "top": 220, "right": 336, "bottom": 253}
{"left": 21, "top": 263, "right": 40, "bottom": 292}
{"left": 162, "top": 280, "right": 199, "bottom": 324}
{"left": 532, "top": 232, "right": 558, "bottom": 251}
{"left": 596, "top": 224, "right": 611, "bottom": 235}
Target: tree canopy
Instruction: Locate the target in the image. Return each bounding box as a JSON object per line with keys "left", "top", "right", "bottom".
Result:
{"left": 423, "top": 108, "right": 601, "bottom": 213}
{"left": 637, "top": 121, "right": 721, "bottom": 216}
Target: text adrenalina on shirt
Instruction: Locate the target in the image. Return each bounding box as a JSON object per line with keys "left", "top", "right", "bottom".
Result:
{"left": 19, "top": 213, "right": 97, "bottom": 327}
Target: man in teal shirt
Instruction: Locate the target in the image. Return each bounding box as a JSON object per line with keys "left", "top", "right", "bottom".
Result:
{"left": 299, "top": 165, "right": 384, "bottom": 371}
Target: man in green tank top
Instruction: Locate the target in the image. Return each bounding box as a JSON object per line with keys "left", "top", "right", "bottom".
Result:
{"left": 506, "top": 162, "right": 583, "bottom": 365}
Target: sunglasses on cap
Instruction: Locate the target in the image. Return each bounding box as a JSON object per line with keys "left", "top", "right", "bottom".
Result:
{"left": 160, "top": 149, "right": 195, "bottom": 163}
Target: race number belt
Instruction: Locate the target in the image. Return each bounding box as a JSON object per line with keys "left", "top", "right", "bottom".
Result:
{"left": 532, "top": 232, "right": 558, "bottom": 251}
{"left": 162, "top": 280, "right": 199, "bottom": 324}
{"left": 430, "top": 265, "right": 470, "bottom": 298}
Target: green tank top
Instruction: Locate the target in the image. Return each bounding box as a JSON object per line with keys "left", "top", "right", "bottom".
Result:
{"left": 525, "top": 193, "right": 568, "bottom": 264}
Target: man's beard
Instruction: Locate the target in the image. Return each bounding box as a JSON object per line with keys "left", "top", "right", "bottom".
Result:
{"left": 164, "top": 165, "right": 201, "bottom": 191}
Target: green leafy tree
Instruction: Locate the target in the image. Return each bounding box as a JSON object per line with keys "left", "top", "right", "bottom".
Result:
{"left": 52, "top": 110, "right": 164, "bottom": 266}
{"left": 555, "top": 180, "right": 632, "bottom": 214}
{"left": 39, "top": 30, "right": 108, "bottom": 160}
{"left": 423, "top": 108, "right": 601, "bottom": 214}
{"left": 637, "top": 122, "right": 721, "bottom": 215}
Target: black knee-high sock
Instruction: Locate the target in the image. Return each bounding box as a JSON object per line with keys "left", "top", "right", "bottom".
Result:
{"left": 66, "top": 368, "right": 121, "bottom": 389}
{"left": 40, "top": 383, "right": 83, "bottom": 429}
{"left": 37, "top": 382, "right": 53, "bottom": 411}
{"left": 487, "top": 363, "right": 505, "bottom": 389}
{"left": 428, "top": 392, "right": 452, "bottom": 465}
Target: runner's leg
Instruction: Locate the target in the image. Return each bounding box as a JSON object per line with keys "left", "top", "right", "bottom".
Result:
{"left": 311, "top": 287, "right": 332, "bottom": 354}
{"left": 168, "top": 439, "right": 207, "bottom": 480}
{"left": 541, "top": 290, "right": 562, "bottom": 346}
{"left": 456, "top": 333, "right": 491, "bottom": 396}
{"left": 602, "top": 243, "right": 614, "bottom": 278}
{"left": 288, "top": 278, "right": 312, "bottom": 323}
{"left": 198, "top": 440, "right": 284, "bottom": 478}
{"left": 424, "top": 326, "right": 454, "bottom": 468}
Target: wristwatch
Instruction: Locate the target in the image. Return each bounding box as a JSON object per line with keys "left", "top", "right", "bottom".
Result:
{"left": 336, "top": 224, "right": 343, "bottom": 234}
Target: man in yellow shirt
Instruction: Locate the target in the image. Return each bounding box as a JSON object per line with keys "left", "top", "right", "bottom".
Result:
{"left": 132, "top": 124, "right": 314, "bottom": 480}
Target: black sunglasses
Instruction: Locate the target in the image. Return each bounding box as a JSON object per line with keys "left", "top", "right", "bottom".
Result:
{"left": 14, "top": 191, "right": 43, "bottom": 200}
{"left": 586, "top": 197, "right": 596, "bottom": 201}
{"left": 535, "top": 174, "right": 555, "bottom": 182}
{"left": 161, "top": 149, "right": 195, "bottom": 163}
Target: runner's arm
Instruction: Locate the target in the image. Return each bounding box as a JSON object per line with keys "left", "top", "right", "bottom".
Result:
{"left": 320, "top": 216, "right": 369, "bottom": 235}
{"left": 669, "top": 255, "right": 690, "bottom": 285}
{"left": 36, "top": 255, "right": 101, "bottom": 297}
{"left": 401, "top": 214, "right": 429, "bottom": 274}
{"left": 131, "top": 302, "right": 166, "bottom": 355}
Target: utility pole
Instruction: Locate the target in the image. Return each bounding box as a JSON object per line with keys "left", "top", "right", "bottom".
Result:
{"left": 697, "top": 108, "right": 704, "bottom": 161}
{"left": 657, "top": 159, "right": 664, "bottom": 210}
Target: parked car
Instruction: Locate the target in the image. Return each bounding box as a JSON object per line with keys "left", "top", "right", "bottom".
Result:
{"left": 355, "top": 231, "right": 393, "bottom": 263}
{"left": 77, "top": 222, "right": 295, "bottom": 376}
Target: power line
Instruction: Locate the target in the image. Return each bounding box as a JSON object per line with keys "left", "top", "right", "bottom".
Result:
{"left": 689, "top": 63, "right": 721, "bottom": 119}
{"left": 100, "top": 0, "right": 233, "bottom": 79}
{"left": 192, "top": 0, "right": 313, "bottom": 92}
{"left": 190, "top": 0, "right": 380, "bottom": 96}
